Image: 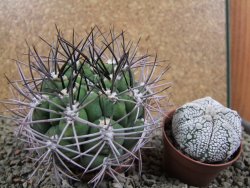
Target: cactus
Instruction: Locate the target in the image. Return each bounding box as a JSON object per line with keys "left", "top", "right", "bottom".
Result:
{"left": 1, "top": 27, "right": 169, "bottom": 187}
{"left": 172, "top": 97, "right": 242, "bottom": 163}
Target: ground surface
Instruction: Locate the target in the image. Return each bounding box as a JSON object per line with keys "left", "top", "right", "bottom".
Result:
{"left": 0, "top": 119, "right": 249, "bottom": 188}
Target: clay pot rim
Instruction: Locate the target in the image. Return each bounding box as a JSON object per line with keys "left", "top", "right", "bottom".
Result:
{"left": 162, "top": 110, "right": 243, "bottom": 167}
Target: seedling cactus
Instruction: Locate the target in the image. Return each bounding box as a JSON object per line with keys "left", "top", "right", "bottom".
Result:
{"left": 172, "top": 97, "right": 242, "bottom": 163}
{"left": 1, "top": 27, "right": 169, "bottom": 186}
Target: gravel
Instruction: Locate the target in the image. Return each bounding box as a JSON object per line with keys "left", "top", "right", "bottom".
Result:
{"left": 0, "top": 118, "right": 249, "bottom": 188}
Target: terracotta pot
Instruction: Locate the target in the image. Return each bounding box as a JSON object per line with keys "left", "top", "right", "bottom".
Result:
{"left": 162, "top": 110, "right": 243, "bottom": 187}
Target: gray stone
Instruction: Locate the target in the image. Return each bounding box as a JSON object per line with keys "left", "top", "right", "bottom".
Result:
{"left": 222, "top": 182, "right": 231, "bottom": 187}
{"left": 234, "top": 161, "right": 245, "bottom": 170}
{"left": 244, "top": 177, "right": 250, "bottom": 186}
{"left": 112, "top": 182, "right": 124, "bottom": 188}
{"left": 244, "top": 158, "right": 250, "bottom": 166}
{"left": 125, "top": 185, "right": 133, "bottom": 188}
{"left": 131, "top": 174, "right": 139, "bottom": 181}
{"left": 116, "top": 173, "right": 126, "bottom": 183}
{"left": 12, "top": 169, "right": 20, "bottom": 176}
{"left": 10, "top": 159, "right": 21, "bottom": 166}
{"left": 98, "top": 181, "right": 108, "bottom": 188}
{"left": 1, "top": 159, "right": 9, "bottom": 166}
{"left": 6, "top": 175, "right": 13, "bottom": 184}
{"left": 124, "top": 180, "right": 134, "bottom": 188}
{"left": 21, "top": 167, "right": 33, "bottom": 175}
{"left": 23, "top": 181, "right": 28, "bottom": 188}
{"left": 0, "top": 166, "right": 4, "bottom": 175}
{"left": 142, "top": 174, "right": 156, "bottom": 186}
{"left": 236, "top": 181, "right": 243, "bottom": 187}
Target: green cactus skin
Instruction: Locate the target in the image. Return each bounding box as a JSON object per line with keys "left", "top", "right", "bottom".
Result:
{"left": 45, "top": 125, "right": 59, "bottom": 138}
{"left": 116, "top": 71, "right": 133, "bottom": 92}
{"left": 172, "top": 97, "right": 242, "bottom": 163}
{"left": 32, "top": 101, "right": 50, "bottom": 134}
{"left": 100, "top": 96, "right": 128, "bottom": 126}
{"left": 127, "top": 106, "right": 144, "bottom": 125}
{"left": 74, "top": 85, "right": 87, "bottom": 101}
{"left": 59, "top": 139, "right": 78, "bottom": 158}
{"left": 120, "top": 94, "right": 144, "bottom": 125}
{"left": 58, "top": 108, "right": 89, "bottom": 138}
{"left": 121, "top": 94, "right": 135, "bottom": 112}
{"left": 84, "top": 117, "right": 124, "bottom": 155}
{"left": 80, "top": 154, "right": 106, "bottom": 169}
{"left": 82, "top": 64, "right": 94, "bottom": 77}
{"left": 123, "top": 119, "right": 144, "bottom": 150}
{"left": 49, "top": 96, "right": 68, "bottom": 126}
{"left": 83, "top": 92, "right": 102, "bottom": 122}
{"left": 41, "top": 77, "right": 69, "bottom": 93}
{"left": 3, "top": 28, "right": 169, "bottom": 187}
{"left": 46, "top": 126, "right": 78, "bottom": 158}
{"left": 103, "top": 79, "right": 112, "bottom": 89}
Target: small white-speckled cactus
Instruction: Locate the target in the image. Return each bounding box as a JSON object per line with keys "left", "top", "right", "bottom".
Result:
{"left": 172, "top": 97, "right": 242, "bottom": 163}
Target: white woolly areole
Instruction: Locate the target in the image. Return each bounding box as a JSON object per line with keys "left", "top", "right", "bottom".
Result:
{"left": 46, "top": 140, "right": 57, "bottom": 150}
{"left": 116, "top": 75, "right": 121, "bottom": 80}
{"left": 51, "top": 71, "right": 58, "bottom": 79}
{"left": 140, "top": 82, "right": 144, "bottom": 86}
{"left": 99, "top": 118, "right": 114, "bottom": 141}
{"left": 31, "top": 95, "right": 49, "bottom": 108}
{"left": 51, "top": 71, "right": 67, "bottom": 80}
{"left": 76, "top": 60, "right": 80, "bottom": 67}
{"left": 133, "top": 89, "right": 143, "bottom": 104}
{"left": 172, "top": 96, "right": 242, "bottom": 163}
{"left": 123, "top": 64, "right": 128, "bottom": 70}
{"left": 86, "top": 78, "right": 94, "bottom": 86}
{"left": 60, "top": 87, "right": 77, "bottom": 98}
{"left": 30, "top": 97, "right": 41, "bottom": 108}
{"left": 105, "top": 89, "right": 118, "bottom": 102}
{"left": 107, "top": 59, "right": 116, "bottom": 64}
{"left": 61, "top": 89, "right": 68, "bottom": 96}
{"left": 109, "top": 74, "right": 121, "bottom": 80}
{"left": 65, "top": 102, "right": 79, "bottom": 123}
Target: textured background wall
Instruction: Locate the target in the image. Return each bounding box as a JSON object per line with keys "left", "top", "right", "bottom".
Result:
{"left": 0, "top": 0, "right": 226, "bottom": 112}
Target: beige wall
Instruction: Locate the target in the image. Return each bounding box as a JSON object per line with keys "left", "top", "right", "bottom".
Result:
{"left": 0, "top": 0, "right": 226, "bottom": 112}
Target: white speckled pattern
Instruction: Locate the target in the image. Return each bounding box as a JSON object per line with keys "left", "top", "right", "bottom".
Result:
{"left": 172, "top": 97, "right": 242, "bottom": 163}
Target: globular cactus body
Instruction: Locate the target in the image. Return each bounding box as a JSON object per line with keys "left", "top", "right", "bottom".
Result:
{"left": 2, "top": 27, "right": 169, "bottom": 187}
{"left": 172, "top": 97, "right": 242, "bottom": 163}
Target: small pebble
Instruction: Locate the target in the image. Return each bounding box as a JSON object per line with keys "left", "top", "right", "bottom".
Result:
{"left": 98, "top": 181, "right": 108, "bottom": 188}
{"left": 142, "top": 174, "right": 156, "bottom": 186}
{"left": 7, "top": 174, "right": 13, "bottom": 184}
{"left": 23, "top": 181, "right": 28, "bottom": 188}
{"left": 245, "top": 177, "right": 250, "bottom": 186}
{"left": 222, "top": 182, "right": 231, "bottom": 187}
{"left": 13, "top": 177, "right": 22, "bottom": 183}
{"left": 234, "top": 161, "right": 245, "bottom": 170}
{"left": 112, "top": 182, "right": 124, "bottom": 188}
{"left": 15, "top": 149, "right": 21, "bottom": 155}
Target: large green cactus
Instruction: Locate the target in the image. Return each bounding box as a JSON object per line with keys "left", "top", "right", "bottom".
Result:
{"left": 1, "top": 27, "right": 169, "bottom": 187}
{"left": 172, "top": 97, "right": 242, "bottom": 163}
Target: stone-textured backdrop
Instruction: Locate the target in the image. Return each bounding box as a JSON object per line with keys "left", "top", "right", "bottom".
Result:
{"left": 0, "top": 0, "right": 226, "bottom": 112}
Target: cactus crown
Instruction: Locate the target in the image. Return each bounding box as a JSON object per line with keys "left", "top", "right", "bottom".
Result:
{"left": 172, "top": 97, "right": 242, "bottom": 163}
{"left": 1, "top": 27, "right": 169, "bottom": 186}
